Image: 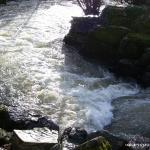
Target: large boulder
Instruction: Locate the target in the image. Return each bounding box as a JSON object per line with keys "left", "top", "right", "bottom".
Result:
{"left": 64, "top": 5, "right": 150, "bottom": 87}
{"left": 132, "top": 13, "right": 150, "bottom": 34}
{"left": 85, "top": 26, "right": 130, "bottom": 60}
{"left": 100, "top": 6, "right": 148, "bottom": 29}
{"left": 64, "top": 17, "right": 101, "bottom": 48}
{"left": 119, "top": 33, "right": 150, "bottom": 59}
{"left": 0, "top": 105, "right": 59, "bottom": 131}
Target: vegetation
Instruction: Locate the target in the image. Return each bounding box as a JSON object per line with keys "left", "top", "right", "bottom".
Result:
{"left": 77, "top": 0, "right": 148, "bottom": 15}
{"left": 76, "top": 0, "right": 102, "bottom": 15}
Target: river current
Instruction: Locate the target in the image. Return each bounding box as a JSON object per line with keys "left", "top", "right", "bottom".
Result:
{"left": 0, "top": 0, "right": 150, "bottom": 137}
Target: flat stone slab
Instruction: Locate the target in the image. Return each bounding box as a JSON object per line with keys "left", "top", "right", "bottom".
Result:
{"left": 12, "top": 128, "right": 58, "bottom": 150}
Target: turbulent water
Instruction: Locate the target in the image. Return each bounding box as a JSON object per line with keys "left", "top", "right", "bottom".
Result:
{"left": 0, "top": 0, "right": 150, "bottom": 136}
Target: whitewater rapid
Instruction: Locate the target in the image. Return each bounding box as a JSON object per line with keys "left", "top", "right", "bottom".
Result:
{"left": 0, "top": 0, "right": 141, "bottom": 132}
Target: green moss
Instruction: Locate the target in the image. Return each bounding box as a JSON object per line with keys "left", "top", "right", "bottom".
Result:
{"left": 76, "top": 136, "right": 111, "bottom": 150}
{"left": 132, "top": 13, "right": 150, "bottom": 34}
{"left": 119, "top": 33, "right": 150, "bottom": 59}
{"left": 91, "top": 26, "right": 129, "bottom": 46}
{"left": 127, "top": 33, "right": 150, "bottom": 46}
{"left": 101, "top": 5, "right": 148, "bottom": 28}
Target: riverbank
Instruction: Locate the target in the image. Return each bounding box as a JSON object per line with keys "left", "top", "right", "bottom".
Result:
{"left": 64, "top": 5, "right": 150, "bottom": 87}
{"left": 0, "top": 104, "right": 150, "bottom": 150}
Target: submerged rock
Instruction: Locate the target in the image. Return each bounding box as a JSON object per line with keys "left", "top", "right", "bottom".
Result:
{"left": 11, "top": 128, "right": 58, "bottom": 150}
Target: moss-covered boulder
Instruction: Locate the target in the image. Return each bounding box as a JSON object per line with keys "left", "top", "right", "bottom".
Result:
{"left": 74, "top": 136, "right": 111, "bottom": 150}
{"left": 101, "top": 6, "right": 148, "bottom": 29}
{"left": 119, "top": 33, "right": 150, "bottom": 59}
{"left": 64, "top": 17, "right": 101, "bottom": 48}
{"left": 132, "top": 12, "right": 150, "bottom": 34}
{"left": 85, "top": 26, "right": 130, "bottom": 60}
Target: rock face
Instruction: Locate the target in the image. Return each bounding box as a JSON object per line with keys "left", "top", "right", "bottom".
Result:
{"left": 11, "top": 128, "right": 58, "bottom": 150}
{"left": 64, "top": 5, "right": 150, "bottom": 87}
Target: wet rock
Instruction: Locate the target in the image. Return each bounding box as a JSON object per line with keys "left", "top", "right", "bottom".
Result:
{"left": 60, "top": 127, "right": 88, "bottom": 150}
{"left": 87, "top": 130, "right": 130, "bottom": 150}
{"left": 0, "top": 105, "right": 10, "bottom": 130}
{"left": 0, "top": 128, "right": 11, "bottom": 146}
{"left": 100, "top": 5, "right": 148, "bottom": 28}
{"left": 64, "top": 17, "right": 101, "bottom": 49}
{"left": 132, "top": 12, "right": 150, "bottom": 34}
{"left": 0, "top": 105, "right": 59, "bottom": 131}
{"left": 73, "top": 136, "right": 111, "bottom": 150}
{"left": 1, "top": 144, "right": 11, "bottom": 150}
{"left": 64, "top": 5, "right": 150, "bottom": 87}
{"left": 68, "top": 127, "right": 88, "bottom": 144}
{"left": 116, "top": 59, "right": 141, "bottom": 77}
{"left": 86, "top": 26, "right": 130, "bottom": 60}
{"left": 11, "top": 127, "right": 58, "bottom": 150}
{"left": 25, "top": 116, "right": 59, "bottom": 131}
{"left": 62, "top": 127, "right": 87, "bottom": 144}
{"left": 119, "top": 33, "right": 150, "bottom": 59}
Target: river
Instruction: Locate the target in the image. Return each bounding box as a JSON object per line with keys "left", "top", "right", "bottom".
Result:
{"left": 0, "top": 0, "right": 150, "bottom": 137}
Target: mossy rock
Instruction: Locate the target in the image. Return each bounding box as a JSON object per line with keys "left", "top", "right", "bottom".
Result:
{"left": 74, "top": 136, "right": 111, "bottom": 150}
{"left": 101, "top": 5, "right": 148, "bottom": 29}
{"left": 132, "top": 13, "right": 150, "bottom": 34}
{"left": 85, "top": 26, "right": 130, "bottom": 60}
{"left": 119, "top": 33, "right": 150, "bottom": 59}
{"left": 89, "top": 26, "right": 130, "bottom": 46}
{"left": 139, "top": 52, "right": 150, "bottom": 66}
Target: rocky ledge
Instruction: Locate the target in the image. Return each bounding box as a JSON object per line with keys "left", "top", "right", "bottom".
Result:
{"left": 64, "top": 5, "right": 150, "bottom": 87}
